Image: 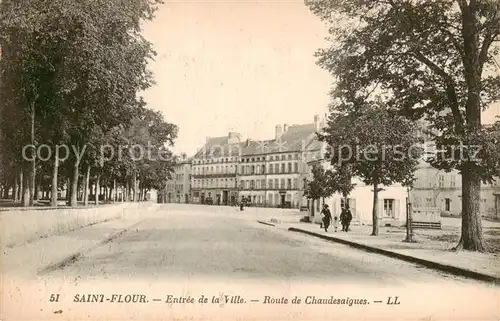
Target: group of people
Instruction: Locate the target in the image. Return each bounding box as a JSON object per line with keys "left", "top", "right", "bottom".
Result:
{"left": 320, "top": 203, "right": 352, "bottom": 233}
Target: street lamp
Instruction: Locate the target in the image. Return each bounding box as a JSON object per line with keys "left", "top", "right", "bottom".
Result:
{"left": 403, "top": 185, "right": 415, "bottom": 243}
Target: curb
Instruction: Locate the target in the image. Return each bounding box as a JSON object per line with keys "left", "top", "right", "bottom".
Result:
{"left": 288, "top": 227, "right": 499, "bottom": 285}
{"left": 37, "top": 219, "right": 146, "bottom": 276}
{"left": 257, "top": 220, "right": 276, "bottom": 227}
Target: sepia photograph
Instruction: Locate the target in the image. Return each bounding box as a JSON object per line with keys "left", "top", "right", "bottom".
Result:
{"left": 1, "top": 0, "right": 499, "bottom": 320}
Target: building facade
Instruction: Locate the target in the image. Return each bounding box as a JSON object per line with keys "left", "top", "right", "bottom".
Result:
{"left": 190, "top": 132, "right": 242, "bottom": 205}
{"left": 411, "top": 162, "right": 500, "bottom": 219}
{"left": 237, "top": 116, "right": 324, "bottom": 208}
{"left": 162, "top": 154, "right": 192, "bottom": 204}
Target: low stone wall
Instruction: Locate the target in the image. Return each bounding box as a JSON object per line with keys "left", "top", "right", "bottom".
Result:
{"left": 0, "top": 202, "right": 156, "bottom": 248}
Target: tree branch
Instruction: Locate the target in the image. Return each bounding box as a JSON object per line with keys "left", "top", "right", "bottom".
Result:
{"left": 411, "top": 50, "right": 464, "bottom": 133}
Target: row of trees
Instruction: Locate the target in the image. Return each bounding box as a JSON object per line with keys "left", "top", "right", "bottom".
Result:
{"left": 0, "top": 0, "right": 178, "bottom": 207}
{"left": 305, "top": 0, "right": 500, "bottom": 252}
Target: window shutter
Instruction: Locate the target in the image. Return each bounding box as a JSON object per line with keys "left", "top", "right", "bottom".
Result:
{"left": 394, "top": 199, "right": 400, "bottom": 219}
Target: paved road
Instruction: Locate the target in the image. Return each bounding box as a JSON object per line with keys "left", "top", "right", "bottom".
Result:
{"left": 48, "top": 204, "right": 488, "bottom": 286}
{"left": 4, "top": 204, "right": 497, "bottom": 320}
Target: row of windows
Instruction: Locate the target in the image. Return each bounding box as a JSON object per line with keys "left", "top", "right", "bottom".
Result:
{"left": 191, "top": 153, "right": 302, "bottom": 165}
{"left": 173, "top": 173, "right": 185, "bottom": 181}
{"left": 416, "top": 174, "right": 500, "bottom": 189}
{"left": 192, "top": 178, "right": 237, "bottom": 189}
{"left": 193, "top": 165, "right": 237, "bottom": 175}
{"left": 192, "top": 162, "right": 301, "bottom": 175}
{"left": 239, "top": 178, "right": 300, "bottom": 190}
{"left": 192, "top": 157, "right": 238, "bottom": 165}
{"left": 241, "top": 153, "right": 300, "bottom": 163}
{"left": 166, "top": 184, "right": 184, "bottom": 192}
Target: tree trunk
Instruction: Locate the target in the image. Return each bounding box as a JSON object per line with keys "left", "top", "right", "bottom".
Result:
{"left": 126, "top": 179, "right": 130, "bottom": 202}
{"left": 3, "top": 181, "right": 9, "bottom": 199}
{"left": 70, "top": 161, "right": 79, "bottom": 207}
{"left": 83, "top": 165, "right": 90, "bottom": 206}
{"left": 18, "top": 171, "right": 24, "bottom": 203}
{"left": 22, "top": 171, "right": 30, "bottom": 207}
{"left": 371, "top": 183, "right": 379, "bottom": 236}
{"left": 455, "top": 166, "right": 488, "bottom": 251}
{"left": 12, "top": 174, "right": 18, "bottom": 202}
{"left": 94, "top": 174, "right": 100, "bottom": 206}
{"left": 132, "top": 172, "right": 137, "bottom": 202}
{"left": 34, "top": 175, "right": 41, "bottom": 201}
{"left": 29, "top": 100, "right": 36, "bottom": 207}
{"left": 113, "top": 179, "right": 117, "bottom": 202}
{"left": 66, "top": 178, "right": 71, "bottom": 203}
{"left": 311, "top": 199, "right": 315, "bottom": 217}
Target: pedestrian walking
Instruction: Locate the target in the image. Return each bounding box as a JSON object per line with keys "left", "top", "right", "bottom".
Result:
{"left": 321, "top": 204, "right": 332, "bottom": 232}
{"left": 340, "top": 205, "right": 353, "bottom": 232}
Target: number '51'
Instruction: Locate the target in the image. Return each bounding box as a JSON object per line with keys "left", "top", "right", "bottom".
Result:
{"left": 50, "top": 294, "right": 60, "bottom": 302}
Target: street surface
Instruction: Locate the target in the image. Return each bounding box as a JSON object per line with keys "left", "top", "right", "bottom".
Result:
{"left": 45, "top": 204, "right": 488, "bottom": 285}
{"left": 2, "top": 204, "right": 498, "bottom": 320}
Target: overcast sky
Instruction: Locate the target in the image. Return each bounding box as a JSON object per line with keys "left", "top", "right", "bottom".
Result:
{"left": 140, "top": 0, "right": 500, "bottom": 156}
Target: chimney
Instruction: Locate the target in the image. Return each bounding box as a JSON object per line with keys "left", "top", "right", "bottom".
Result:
{"left": 228, "top": 132, "right": 241, "bottom": 144}
{"left": 275, "top": 125, "right": 283, "bottom": 140}
{"left": 283, "top": 123, "right": 289, "bottom": 133}
{"left": 314, "top": 115, "right": 320, "bottom": 131}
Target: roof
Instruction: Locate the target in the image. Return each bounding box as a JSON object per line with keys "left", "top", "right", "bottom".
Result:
{"left": 240, "top": 123, "right": 321, "bottom": 156}
{"left": 191, "top": 122, "right": 323, "bottom": 159}
{"left": 193, "top": 136, "right": 241, "bottom": 159}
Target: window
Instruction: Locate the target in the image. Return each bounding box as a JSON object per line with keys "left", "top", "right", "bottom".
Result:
{"left": 288, "top": 163, "right": 292, "bottom": 173}
{"left": 294, "top": 163, "right": 298, "bottom": 173}
{"left": 383, "top": 199, "right": 395, "bottom": 218}
{"left": 445, "top": 198, "right": 451, "bottom": 211}
{"left": 261, "top": 165, "right": 265, "bottom": 174}
{"left": 261, "top": 179, "right": 266, "bottom": 189}
{"left": 288, "top": 154, "right": 292, "bottom": 160}
{"left": 269, "top": 180, "right": 273, "bottom": 189}
{"left": 438, "top": 175, "right": 444, "bottom": 188}
{"left": 426, "top": 197, "right": 433, "bottom": 207}
{"left": 275, "top": 164, "right": 279, "bottom": 173}
{"left": 281, "top": 163, "right": 285, "bottom": 173}
{"left": 450, "top": 175, "right": 456, "bottom": 188}
{"left": 269, "top": 165, "right": 273, "bottom": 174}
{"left": 251, "top": 180, "right": 255, "bottom": 189}
{"left": 274, "top": 179, "right": 279, "bottom": 189}
{"left": 287, "top": 179, "right": 292, "bottom": 189}
{"left": 280, "top": 178, "right": 285, "bottom": 190}
{"left": 293, "top": 179, "right": 298, "bottom": 189}
{"left": 281, "top": 155, "right": 285, "bottom": 160}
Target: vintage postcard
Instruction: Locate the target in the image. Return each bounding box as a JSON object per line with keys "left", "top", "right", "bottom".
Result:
{"left": 1, "top": 0, "right": 499, "bottom": 320}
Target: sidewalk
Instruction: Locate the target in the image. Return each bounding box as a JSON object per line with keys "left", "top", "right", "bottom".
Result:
{"left": 2, "top": 206, "right": 155, "bottom": 279}
{"left": 259, "top": 213, "right": 500, "bottom": 283}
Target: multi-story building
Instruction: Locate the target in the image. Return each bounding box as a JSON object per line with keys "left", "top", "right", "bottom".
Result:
{"left": 238, "top": 115, "right": 324, "bottom": 208}
{"left": 411, "top": 162, "right": 500, "bottom": 219}
{"left": 410, "top": 120, "right": 500, "bottom": 219}
{"left": 190, "top": 132, "right": 242, "bottom": 205}
{"left": 161, "top": 154, "right": 191, "bottom": 204}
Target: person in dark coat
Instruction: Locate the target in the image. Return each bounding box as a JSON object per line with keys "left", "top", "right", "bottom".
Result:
{"left": 321, "top": 204, "right": 332, "bottom": 232}
{"left": 340, "top": 205, "right": 353, "bottom": 232}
